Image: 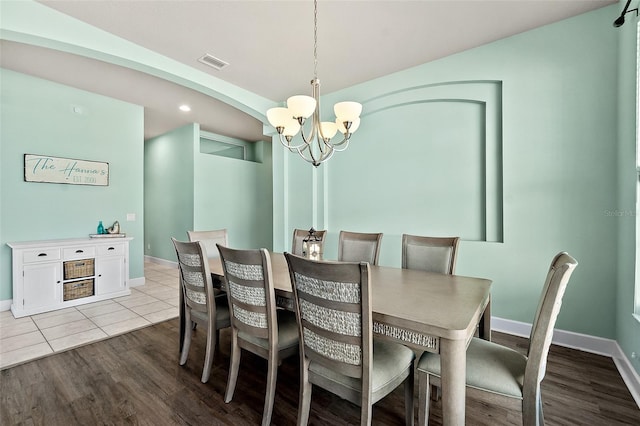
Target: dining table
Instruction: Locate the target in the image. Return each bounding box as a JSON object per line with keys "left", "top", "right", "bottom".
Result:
{"left": 189, "top": 252, "right": 491, "bottom": 426}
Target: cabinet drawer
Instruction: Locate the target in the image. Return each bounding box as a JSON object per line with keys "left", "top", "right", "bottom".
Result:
{"left": 63, "top": 246, "right": 96, "bottom": 260}
{"left": 97, "top": 243, "right": 125, "bottom": 257}
{"left": 23, "top": 248, "right": 61, "bottom": 263}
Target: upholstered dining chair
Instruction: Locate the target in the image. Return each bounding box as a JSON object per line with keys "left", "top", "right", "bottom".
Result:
{"left": 171, "top": 238, "right": 230, "bottom": 383}
{"left": 187, "top": 229, "right": 228, "bottom": 259}
{"left": 291, "top": 228, "right": 327, "bottom": 256}
{"left": 400, "top": 233, "right": 491, "bottom": 342}
{"left": 284, "top": 253, "right": 415, "bottom": 426}
{"left": 416, "top": 252, "right": 578, "bottom": 426}
{"left": 401, "top": 234, "right": 460, "bottom": 274}
{"left": 337, "top": 231, "right": 383, "bottom": 265}
{"left": 217, "top": 245, "right": 299, "bottom": 426}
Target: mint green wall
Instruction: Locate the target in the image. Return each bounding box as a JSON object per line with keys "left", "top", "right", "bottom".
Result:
{"left": 0, "top": 69, "right": 145, "bottom": 301}
{"left": 616, "top": 2, "right": 640, "bottom": 374}
{"left": 145, "top": 124, "right": 274, "bottom": 260}
{"left": 276, "top": 6, "right": 621, "bottom": 340}
{"left": 193, "top": 140, "right": 273, "bottom": 250}
{"left": 144, "top": 124, "right": 196, "bottom": 261}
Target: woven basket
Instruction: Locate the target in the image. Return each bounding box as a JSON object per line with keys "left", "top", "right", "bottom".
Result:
{"left": 63, "top": 259, "right": 95, "bottom": 280}
{"left": 63, "top": 279, "right": 94, "bottom": 301}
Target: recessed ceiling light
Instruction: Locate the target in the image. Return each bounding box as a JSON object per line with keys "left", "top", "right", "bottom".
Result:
{"left": 179, "top": 104, "right": 191, "bottom": 112}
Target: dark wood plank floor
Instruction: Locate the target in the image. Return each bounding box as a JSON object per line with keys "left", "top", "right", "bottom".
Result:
{"left": 1, "top": 319, "right": 638, "bottom": 425}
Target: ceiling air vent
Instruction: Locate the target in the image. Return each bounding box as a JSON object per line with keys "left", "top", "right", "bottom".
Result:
{"left": 198, "top": 54, "right": 229, "bottom": 71}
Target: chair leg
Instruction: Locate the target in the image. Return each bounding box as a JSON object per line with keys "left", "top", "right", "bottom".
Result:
{"left": 297, "top": 358, "right": 312, "bottom": 426}
{"left": 537, "top": 396, "right": 544, "bottom": 426}
{"left": 360, "top": 402, "right": 373, "bottom": 426}
{"left": 405, "top": 365, "right": 415, "bottom": 426}
{"left": 418, "top": 371, "right": 430, "bottom": 426}
{"left": 478, "top": 301, "right": 491, "bottom": 341}
{"left": 224, "top": 329, "right": 241, "bottom": 403}
{"left": 201, "top": 318, "right": 217, "bottom": 383}
{"left": 261, "top": 352, "right": 278, "bottom": 426}
{"left": 179, "top": 308, "right": 192, "bottom": 366}
{"left": 360, "top": 381, "right": 373, "bottom": 426}
{"left": 522, "top": 389, "right": 544, "bottom": 426}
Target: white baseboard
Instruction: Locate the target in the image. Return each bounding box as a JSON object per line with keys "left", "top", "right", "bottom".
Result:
{"left": 492, "top": 316, "right": 639, "bottom": 408}
{"left": 129, "top": 277, "right": 146, "bottom": 288}
{"left": 0, "top": 299, "right": 12, "bottom": 312}
{"left": 144, "top": 255, "right": 177, "bottom": 269}
{"left": 612, "top": 342, "right": 640, "bottom": 408}
{"left": 492, "top": 317, "right": 617, "bottom": 357}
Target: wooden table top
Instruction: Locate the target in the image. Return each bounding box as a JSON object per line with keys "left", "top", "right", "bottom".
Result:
{"left": 209, "top": 252, "right": 491, "bottom": 341}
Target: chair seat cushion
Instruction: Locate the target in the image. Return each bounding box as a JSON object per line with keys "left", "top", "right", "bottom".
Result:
{"left": 238, "top": 309, "right": 299, "bottom": 350}
{"left": 417, "top": 337, "right": 527, "bottom": 399}
{"left": 309, "top": 339, "right": 415, "bottom": 393}
{"left": 191, "top": 294, "right": 230, "bottom": 324}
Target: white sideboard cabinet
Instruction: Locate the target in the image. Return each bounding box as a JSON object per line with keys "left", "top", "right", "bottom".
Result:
{"left": 7, "top": 237, "right": 133, "bottom": 318}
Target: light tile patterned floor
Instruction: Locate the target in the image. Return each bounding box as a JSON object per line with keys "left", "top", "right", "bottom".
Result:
{"left": 0, "top": 261, "right": 179, "bottom": 370}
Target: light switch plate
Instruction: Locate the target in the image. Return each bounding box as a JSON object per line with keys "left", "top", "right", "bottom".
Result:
{"left": 126, "top": 213, "right": 136, "bottom": 221}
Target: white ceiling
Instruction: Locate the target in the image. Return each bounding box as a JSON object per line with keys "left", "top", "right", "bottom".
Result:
{"left": 1, "top": 0, "right": 618, "bottom": 141}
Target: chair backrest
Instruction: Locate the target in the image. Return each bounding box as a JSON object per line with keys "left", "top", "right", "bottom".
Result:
{"left": 401, "top": 234, "right": 460, "bottom": 274}
{"left": 291, "top": 228, "right": 327, "bottom": 256}
{"left": 285, "top": 253, "right": 372, "bottom": 380}
{"left": 171, "top": 238, "right": 215, "bottom": 316}
{"left": 217, "top": 245, "right": 277, "bottom": 344}
{"left": 187, "top": 229, "right": 228, "bottom": 259}
{"left": 338, "top": 231, "right": 383, "bottom": 265}
{"left": 523, "top": 252, "right": 578, "bottom": 401}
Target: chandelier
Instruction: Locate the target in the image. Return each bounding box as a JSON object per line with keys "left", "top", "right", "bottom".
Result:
{"left": 266, "top": 0, "right": 362, "bottom": 167}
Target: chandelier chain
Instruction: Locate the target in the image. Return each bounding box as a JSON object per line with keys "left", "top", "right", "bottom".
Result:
{"left": 313, "top": 0, "right": 318, "bottom": 79}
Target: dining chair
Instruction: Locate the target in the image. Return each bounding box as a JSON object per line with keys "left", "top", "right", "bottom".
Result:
{"left": 188, "top": 229, "right": 228, "bottom": 298}
{"left": 171, "top": 238, "right": 230, "bottom": 383}
{"left": 217, "top": 245, "right": 299, "bottom": 426}
{"left": 291, "top": 228, "right": 327, "bottom": 256}
{"left": 401, "top": 234, "right": 460, "bottom": 274}
{"left": 416, "top": 252, "right": 578, "bottom": 426}
{"left": 187, "top": 228, "right": 228, "bottom": 259}
{"left": 337, "top": 231, "right": 383, "bottom": 265}
{"left": 284, "top": 253, "right": 415, "bottom": 426}
{"left": 400, "top": 233, "right": 492, "bottom": 342}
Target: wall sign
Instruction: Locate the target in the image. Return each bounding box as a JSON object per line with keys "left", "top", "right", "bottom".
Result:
{"left": 24, "top": 154, "right": 109, "bottom": 186}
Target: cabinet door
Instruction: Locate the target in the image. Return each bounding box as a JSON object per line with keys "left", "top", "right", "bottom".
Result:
{"left": 96, "top": 256, "right": 125, "bottom": 295}
{"left": 23, "top": 262, "right": 61, "bottom": 310}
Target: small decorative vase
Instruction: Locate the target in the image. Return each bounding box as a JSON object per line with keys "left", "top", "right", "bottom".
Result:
{"left": 97, "top": 221, "right": 105, "bottom": 234}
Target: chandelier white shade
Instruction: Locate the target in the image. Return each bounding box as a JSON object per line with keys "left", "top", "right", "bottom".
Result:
{"left": 266, "top": 0, "right": 362, "bottom": 167}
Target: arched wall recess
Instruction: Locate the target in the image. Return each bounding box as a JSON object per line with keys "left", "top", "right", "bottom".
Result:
{"left": 322, "top": 80, "right": 503, "bottom": 243}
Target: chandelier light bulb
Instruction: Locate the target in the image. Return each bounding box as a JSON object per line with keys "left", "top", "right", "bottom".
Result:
{"left": 266, "top": 107, "right": 291, "bottom": 129}
{"left": 287, "top": 95, "right": 316, "bottom": 119}
{"left": 319, "top": 121, "right": 338, "bottom": 140}
{"left": 282, "top": 118, "right": 301, "bottom": 138}
{"left": 334, "top": 101, "right": 362, "bottom": 123}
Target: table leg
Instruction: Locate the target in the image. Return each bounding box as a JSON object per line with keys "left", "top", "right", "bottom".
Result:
{"left": 440, "top": 338, "right": 466, "bottom": 426}
{"left": 478, "top": 295, "right": 492, "bottom": 341}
